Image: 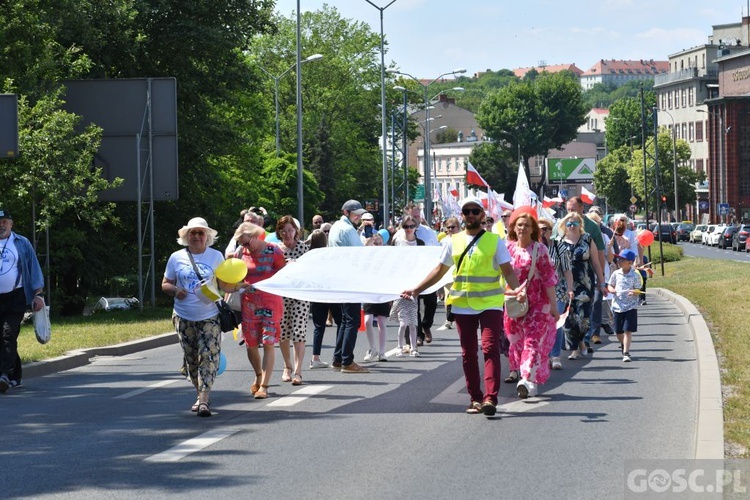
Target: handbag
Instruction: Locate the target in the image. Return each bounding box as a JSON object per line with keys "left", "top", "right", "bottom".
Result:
{"left": 224, "top": 248, "right": 244, "bottom": 312}
{"left": 33, "top": 304, "right": 51, "bottom": 344}
{"left": 505, "top": 243, "right": 538, "bottom": 319}
{"left": 186, "top": 250, "right": 240, "bottom": 332}
{"left": 446, "top": 230, "right": 486, "bottom": 321}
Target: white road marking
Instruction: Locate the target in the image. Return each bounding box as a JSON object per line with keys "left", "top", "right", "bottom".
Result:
{"left": 113, "top": 379, "right": 178, "bottom": 399}
{"left": 145, "top": 429, "right": 237, "bottom": 462}
{"left": 265, "top": 385, "right": 332, "bottom": 407}
{"left": 430, "top": 376, "right": 549, "bottom": 412}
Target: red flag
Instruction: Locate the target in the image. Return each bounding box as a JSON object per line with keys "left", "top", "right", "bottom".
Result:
{"left": 542, "top": 195, "right": 564, "bottom": 208}
{"left": 450, "top": 188, "right": 459, "bottom": 198}
{"left": 580, "top": 186, "right": 596, "bottom": 205}
{"left": 466, "top": 161, "right": 490, "bottom": 188}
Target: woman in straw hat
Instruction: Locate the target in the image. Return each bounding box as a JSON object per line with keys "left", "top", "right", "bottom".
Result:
{"left": 162, "top": 217, "right": 234, "bottom": 417}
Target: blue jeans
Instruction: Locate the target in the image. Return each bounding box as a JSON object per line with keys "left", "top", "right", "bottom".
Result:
{"left": 550, "top": 300, "right": 567, "bottom": 357}
{"left": 310, "top": 302, "right": 341, "bottom": 356}
{"left": 333, "top": 303, "right": 360, "bottom": 366}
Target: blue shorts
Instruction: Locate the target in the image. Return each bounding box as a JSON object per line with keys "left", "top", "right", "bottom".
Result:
{"left": 613, "top": 309, "right": 637, "bottom": 334}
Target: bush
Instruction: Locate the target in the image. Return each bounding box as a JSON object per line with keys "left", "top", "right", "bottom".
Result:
{"left": 645, "top": 242, "right": 682, "bottom": 264}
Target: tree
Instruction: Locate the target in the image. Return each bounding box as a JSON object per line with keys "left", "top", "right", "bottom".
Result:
{"left": 605, "top": 93, "right": 656, "bottom": 150}
{"left": 475, "top": 70, "right": 587, "bottom": 189}
{"left": 628, "top": 130, "right": 704, "bottom": 218}
{"left": 593, "top": 144, "right": 636, "bottom": 212}
{"left": 250, "top": 6, "right": 384, "bottom": 217}
{"left": 467, "top": 142, "right": 517, "bottom": 197}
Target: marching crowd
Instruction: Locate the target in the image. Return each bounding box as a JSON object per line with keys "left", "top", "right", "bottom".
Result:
{"left": 157, "top": 196, "right": 652, "bottom": 418}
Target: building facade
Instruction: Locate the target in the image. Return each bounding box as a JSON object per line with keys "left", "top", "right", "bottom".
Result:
{"left": 580, "top": 59, "right": 669, "bottom": 90}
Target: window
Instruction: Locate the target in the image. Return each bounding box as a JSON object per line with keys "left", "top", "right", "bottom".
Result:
{"left": 668, "top": 91, "right": 673, "bottom": 109}
{"left": 696, "top": 158, "right": 704, "bottom": 173}
{"left": 688, "top": 87, "right": 694, "bottom": 106}
{"left": 681, "top": 89, "right": 687, "bottom": 107}
{"left": 689, "top": 122, "right": 694, "bottom": 142}
{"left": 696, "top": 121, "right": 704, "bottom": 142}
{"left": 682, "top": 123, "right": 687, "bottom": 140}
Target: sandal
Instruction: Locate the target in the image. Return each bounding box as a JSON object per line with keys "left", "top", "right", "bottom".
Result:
{"left": 254, "top": 385, "right": 269, "bottom": 399}
{"left": 292, "top": 372, "right": 303, "bottom": 386}
{"left": 504, "top": 370, "right": 519, "bottom": 383}
{"left": 251, "top": 373, "right": 262, "bottom": 395}
{"left": 191, "top": 397, "right": 211, "bottom": 412}
{"left": 197, "top": 402, "right": 212, "bottom": 417}
{"left": 282, "top": 367, "right": 292, "bottom": 383}
{"left": 465, "top": 401, "right": 482, "bottom": 414}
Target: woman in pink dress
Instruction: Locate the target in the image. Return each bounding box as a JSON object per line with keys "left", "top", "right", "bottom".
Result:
{"left": 504, "top": 209, "right": 560, "bottom": 399}
{"left": 231, "top": 222, "right": 286, "bottom": 399}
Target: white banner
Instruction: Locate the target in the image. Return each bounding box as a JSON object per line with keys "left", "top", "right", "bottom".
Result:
{"left": 253, "top": 246, "right": 451, "bottom": 303}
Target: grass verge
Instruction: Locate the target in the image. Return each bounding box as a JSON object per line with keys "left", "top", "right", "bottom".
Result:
{"left": 19, "top": 308, "right": 173, "bottom": 363}
{"left": 655, "top": 256, "right": 750, "bottom": 458}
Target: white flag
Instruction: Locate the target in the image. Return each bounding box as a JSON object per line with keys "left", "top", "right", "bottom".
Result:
{"left": 513, "top": 161, "right": 532, "bottom": 208}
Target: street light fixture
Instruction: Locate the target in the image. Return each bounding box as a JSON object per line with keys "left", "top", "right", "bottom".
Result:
{"left": 365, "top": 0, "right": 398, "bottom": 226}
{"left": 386, "top": 67, "right": 467, "bottom": 226}
{"left": 256, "top": 53, "right": 323, "bottom": 157}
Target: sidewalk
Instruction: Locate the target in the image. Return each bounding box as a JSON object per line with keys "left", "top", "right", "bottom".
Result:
{"left": 21, "top": 288, "right": 724, "bottom": 459}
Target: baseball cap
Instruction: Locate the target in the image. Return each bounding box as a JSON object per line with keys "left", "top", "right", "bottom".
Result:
{"left": 617, "top": 249, "right": 637, "bottom": 262}
{"left": 341, "top": 199, "right": 366, "bottom": 215}
{"left": 0, "top": 208, "right": 11, "bottom": 219}
{"left": 361, "top": 212, "right": 374, "bottom": 221}
{"left": 460, "top": 197, "right": 484, "bottom": 210}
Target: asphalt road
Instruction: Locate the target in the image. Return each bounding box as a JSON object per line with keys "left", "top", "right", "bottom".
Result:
{"left": 677, "top": 240, "right": 750, "bottom": 262}
{"left": 3, "top": 296, "right": 699, "bottom": 500}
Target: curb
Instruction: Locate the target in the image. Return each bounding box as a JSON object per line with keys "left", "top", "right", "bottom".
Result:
{"left": 23, "top": 332, "right": 179, "bottom": 379}
{"left": 653, "top": 288, "right": 724, "bottom": 459}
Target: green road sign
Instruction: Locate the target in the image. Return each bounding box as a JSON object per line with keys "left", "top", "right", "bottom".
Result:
{"left": 414, "top": 184, "right": 425, "bottom": 202}
{"left": 547, "top": 158, "right": 596, "bottom": 184}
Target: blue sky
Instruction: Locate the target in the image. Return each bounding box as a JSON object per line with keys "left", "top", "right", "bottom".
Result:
{"left": 274, "top": 0, "right": 745, "bottom": 78}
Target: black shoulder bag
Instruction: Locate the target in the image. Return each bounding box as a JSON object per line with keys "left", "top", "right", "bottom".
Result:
{"left": 446, "top": 230, "right": 486, "bottom": 321}
{"left": 186, "top": 250, "right": 239, "bottom": 332}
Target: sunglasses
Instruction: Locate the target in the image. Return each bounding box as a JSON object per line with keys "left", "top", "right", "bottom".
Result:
{"left": 445, "top": 225, "right": 457, "bottom": 230}
{"left": 540, "top": 227, "right": 551, "bottom": 232}
{"left": 462, "top": 208, "right": 482, "bottom": 216}
{"left": 189, "top": 230, "right": 206, "bottom": 236}
{"left": 501, "top": 215, "right": 510, "bottom": 219}
{"left": 566, "top": 221, "right": 581, "bottom": 227}
{"left": 402, "top": 225, "right": 416, "bottom": 229}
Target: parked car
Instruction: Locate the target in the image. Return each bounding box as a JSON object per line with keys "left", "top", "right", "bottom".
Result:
{"left": 732, "top": 224, "right": 750, "bottom": 251}
{"left": 718, "top": 225, "right": 739, "bottom": 249}
{"left": 708, "top": 224, "right": 728, "bottom": 246}
{"left": 702, "top": 225, "right": 717, "bottom": 245}
{"left": 689, "top": 224, "right": 706, "bottom": 243}
{"left": 650, "top": 223, "right": 677, "bottom": 244}
{"left": 676, "top": 222, "right": 695, "bottom": 242}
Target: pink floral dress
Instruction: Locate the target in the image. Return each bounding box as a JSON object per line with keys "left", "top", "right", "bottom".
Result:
{"left": 504, "top": 241, "right": 557, "bottom": 385}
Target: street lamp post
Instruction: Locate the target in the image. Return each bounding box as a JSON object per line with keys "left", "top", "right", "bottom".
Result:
{"left": 257, "top": 54, "right": 323, "bottom": 157}
{"left": 386, "top": 67, "right": 467, "bottom": 226}
{"left": 365, "top": 0, "right": 398, "bottom": 226}
{"left": 661, "top": 110, "right": 679, "bottom": 221}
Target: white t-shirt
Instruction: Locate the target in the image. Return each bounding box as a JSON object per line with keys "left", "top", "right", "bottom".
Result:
{"left": 393, "top": 224, "right": 439, "bottom": 246}
{"left": 440, "top": 232, "right": 512, "bottom": 315}
{"left": 164, "top": 247, "right": 225, "bottom": 322}
{"left": 0, "top": 233, "right": 21, "bottom": 294}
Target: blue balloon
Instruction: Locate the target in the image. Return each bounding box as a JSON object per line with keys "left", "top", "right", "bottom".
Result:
{"left": 217, "top": 351, "right": 227, "bottom": 376}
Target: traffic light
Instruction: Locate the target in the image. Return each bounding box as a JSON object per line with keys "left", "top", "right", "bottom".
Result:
{"left": 661, "top": 196, "right": 667, "bottom": 203}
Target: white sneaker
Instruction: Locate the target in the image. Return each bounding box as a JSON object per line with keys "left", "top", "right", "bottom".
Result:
{"left": 309, "top": 359, "right": 329, "bottom": 369}
{"left": 378, "top": 353, "right": 388, "bottom": 362}
{"left": 363, "top": 350, "right": 378, "bottom": 362}
{"left": 443, "top": 321, "right": 453, "bottom": 329}
{"left": 526, "top": 380, "right": 538, "bottom": 397}
{"left": 623, "top": 352, "right": 632, "bottom": 362}
{"left": 551, "top": 357, "right": 562, "bottom": 370}
{"left": 396, "top": 348, "right": 405, "bottom": 357}
{"left": 516, "top": 379, "right": 529, "bottom": 399}
{"left": 410, "top": 348, "right": 420, "bottom": 357}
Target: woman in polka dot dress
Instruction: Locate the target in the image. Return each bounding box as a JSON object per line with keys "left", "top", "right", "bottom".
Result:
{"left": 276, "top": 216, "right": 310, "bottom": 386}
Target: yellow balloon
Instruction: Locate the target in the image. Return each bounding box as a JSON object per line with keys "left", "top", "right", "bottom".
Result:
{"left": 216, "top": 258, "right": 247, "bottom": 283}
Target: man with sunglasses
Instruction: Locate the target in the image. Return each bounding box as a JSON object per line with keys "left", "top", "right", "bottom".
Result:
{"left": 401, "top": 197, "right": 522, "bottom": 417}
{"left": 393, "top": 203, "right": 439, "bottom": 345}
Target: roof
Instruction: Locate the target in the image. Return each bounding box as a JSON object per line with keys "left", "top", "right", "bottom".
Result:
{"left": 513, "top": 63, "right": 584, "bottom": 78}
{"left": 582, "top": 59, "right": 669, "bottom": 76}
